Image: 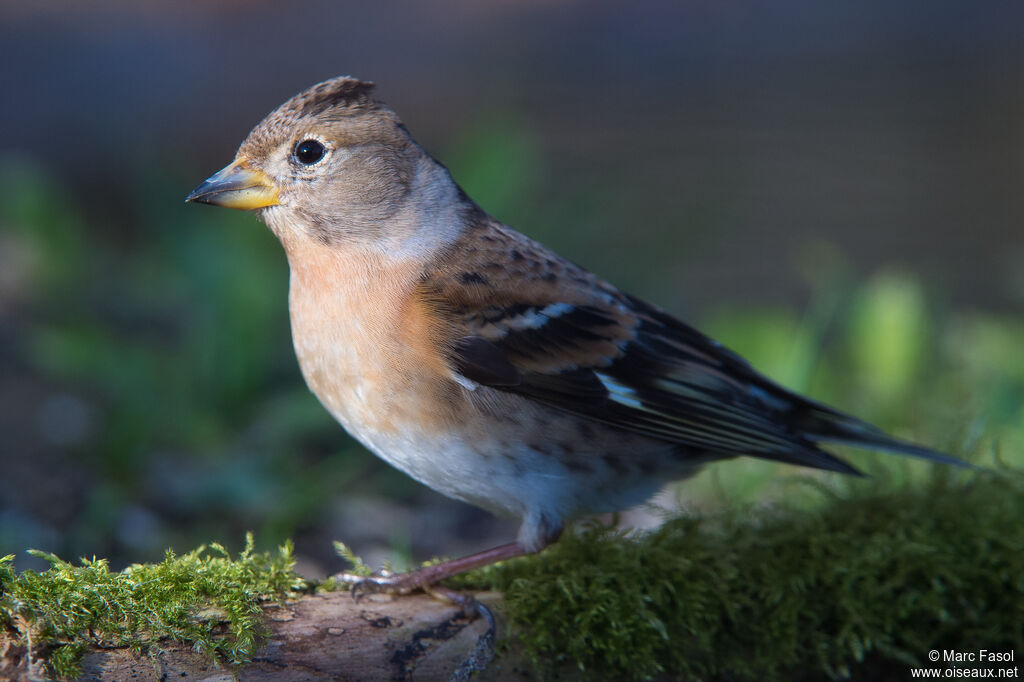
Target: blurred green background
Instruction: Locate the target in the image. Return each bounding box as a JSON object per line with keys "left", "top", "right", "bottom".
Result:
{"left": 1, "top": 0, "right": 1022, "bottom": 576}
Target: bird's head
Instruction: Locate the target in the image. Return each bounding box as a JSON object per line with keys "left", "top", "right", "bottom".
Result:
{"left": 186, "top": 77, "right": 444, "bottom": 248}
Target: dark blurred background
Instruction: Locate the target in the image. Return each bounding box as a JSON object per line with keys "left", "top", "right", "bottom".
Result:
{"left": 2, "top": 0, "right": 1022, "bottom": 576}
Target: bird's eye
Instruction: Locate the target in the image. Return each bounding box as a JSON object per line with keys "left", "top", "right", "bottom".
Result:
{"left": 294, "top": 139, "right": 326, "bottom": 165}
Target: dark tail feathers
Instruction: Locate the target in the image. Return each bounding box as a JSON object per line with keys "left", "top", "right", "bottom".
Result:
{"left": 801, "top": 407, "right": 976, "bottom": 473}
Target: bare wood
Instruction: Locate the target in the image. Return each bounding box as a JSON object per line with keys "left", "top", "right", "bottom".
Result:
{"left": 0, "top": 591, "right": 532, "bottom": 681}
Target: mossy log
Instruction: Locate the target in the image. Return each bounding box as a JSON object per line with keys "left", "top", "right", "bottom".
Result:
{"left": 0, "top": 591, "right": 526, "bottom": 681}
{"left": 3, "top": 469, "right": 1021, "bottom": 681}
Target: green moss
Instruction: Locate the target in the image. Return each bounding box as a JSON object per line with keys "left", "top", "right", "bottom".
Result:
{"left": 3, "top": 472, "right": 1021, "bottom": 681}
{"left": 0, "top": 533, "right": 308, "bottom": 679}
{"left": 457, "top": 468, "right": 1024, "bottom": 681}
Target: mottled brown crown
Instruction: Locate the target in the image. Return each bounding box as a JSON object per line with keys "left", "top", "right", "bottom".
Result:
{"left": 239, "top": 76, "right": 392, "bottom": 158}
{"left": 275, "top": 76, "right": 378, "bottom": 121}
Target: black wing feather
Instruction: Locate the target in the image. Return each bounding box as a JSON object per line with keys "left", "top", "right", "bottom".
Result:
{"left": 447, "top": 291, "right": 968, "bottom": 474}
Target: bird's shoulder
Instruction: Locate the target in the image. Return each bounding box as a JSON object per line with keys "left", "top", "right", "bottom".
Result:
{"left": 417, "top": 214, "right": 641, "bottom": 375}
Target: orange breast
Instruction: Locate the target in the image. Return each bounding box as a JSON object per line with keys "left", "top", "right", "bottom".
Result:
{"left": 281, "top": 236, "right": 460, "bottom": 438}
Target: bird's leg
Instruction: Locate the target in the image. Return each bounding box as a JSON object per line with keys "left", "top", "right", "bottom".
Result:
{"left": 336, "top": 540, "right": 532, "bottom": 599}
{"left": 338, "top": 521, "right": 563, "bottom": 602}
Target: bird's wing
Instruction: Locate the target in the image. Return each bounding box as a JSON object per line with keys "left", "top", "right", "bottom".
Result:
{"left": 422, "top": 220, "right": 967, "bottom": 474}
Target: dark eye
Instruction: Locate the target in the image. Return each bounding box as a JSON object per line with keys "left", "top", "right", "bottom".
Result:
{"left": 294, "top": 139, "right": 326, "bottom": 165}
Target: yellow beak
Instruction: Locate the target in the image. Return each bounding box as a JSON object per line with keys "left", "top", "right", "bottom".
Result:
{"left": 185, "top": 159, "right": 279, "bottom": 210}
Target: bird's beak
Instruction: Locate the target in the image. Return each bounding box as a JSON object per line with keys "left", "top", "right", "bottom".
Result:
{"left": 185, "top": 159, "right": 280, "bottom": 210}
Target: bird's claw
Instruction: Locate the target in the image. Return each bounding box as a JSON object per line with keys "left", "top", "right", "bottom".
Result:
{"left": 335, "top": 570, "right": 422, "bottom": 602}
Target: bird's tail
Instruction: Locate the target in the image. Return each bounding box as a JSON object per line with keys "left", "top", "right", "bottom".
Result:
{"left": 800, "top": 405, "right": 975, "bottom": 471}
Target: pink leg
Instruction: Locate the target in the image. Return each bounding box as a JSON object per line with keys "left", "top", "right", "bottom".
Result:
{"left": 336, "top": 540, "right": 535, "bottom": 597}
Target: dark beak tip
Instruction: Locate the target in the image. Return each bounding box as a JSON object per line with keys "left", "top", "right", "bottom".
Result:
{"left": 184, "top": 183, "right": 209, "bottom": 204}
{"left": 182, "top": 163, "right": 279, "bottom": 210}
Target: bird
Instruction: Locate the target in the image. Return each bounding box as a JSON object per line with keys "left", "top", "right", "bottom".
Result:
{"left": 186, "top": 76, "right": 968, "bottom": 594}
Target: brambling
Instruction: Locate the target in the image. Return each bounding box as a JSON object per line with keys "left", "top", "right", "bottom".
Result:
{"left": 186, "top": 77, "right": 967, "bottom": 593}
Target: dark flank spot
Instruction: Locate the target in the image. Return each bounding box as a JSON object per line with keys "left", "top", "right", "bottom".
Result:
{"left": 511, "top": 249, "right": 525, "bottom": 261}
{"left": 542, "top": 272, "right": 558, "bottom": 282}
{"left": 603, "top": 453, "right": 630, "bottom": 476}
{"left": 459, "top": 272, "right": 489, "bottom": 285}
{"left": 481, "top": 234, "right": 497, "bottom": 242}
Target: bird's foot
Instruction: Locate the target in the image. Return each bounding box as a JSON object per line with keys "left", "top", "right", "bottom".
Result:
{"left": 335, "top": 568, "right": 432, "bottom": 601}
{"left": 335, "top": 539, "right": 530, "bottom": 602}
